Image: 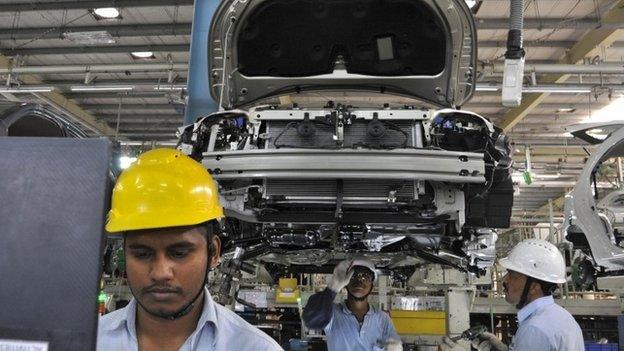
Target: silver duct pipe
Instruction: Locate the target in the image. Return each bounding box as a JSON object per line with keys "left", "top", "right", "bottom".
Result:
{"left": 476, "top": 83, "right": 624, "bottom": 93}
{"left": 502, "top": 0, "right": 526, "bottom": 107}
{"left": 0, "top": 63, "right": 189, "bottom": 74}
{"left": 492, "top": 63, "right": 624, "bottom": 74}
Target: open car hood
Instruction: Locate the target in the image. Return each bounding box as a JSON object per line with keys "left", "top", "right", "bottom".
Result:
{"left": 208, "top": 0, "right": 477, "bottom": 109}
{"left": 566, "top": 122, "right": 624, "bottom": 145}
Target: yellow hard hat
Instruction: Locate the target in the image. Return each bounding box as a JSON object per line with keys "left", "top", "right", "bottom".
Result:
{"left": 105, "top": 148, "right": 224, "bottom": 232}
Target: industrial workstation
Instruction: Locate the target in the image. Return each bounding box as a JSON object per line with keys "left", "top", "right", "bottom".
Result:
{"left": 1, "top": 0, "right": 624, "bottom": 350}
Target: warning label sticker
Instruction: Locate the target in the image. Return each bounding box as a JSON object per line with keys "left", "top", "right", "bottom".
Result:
{"left": 0, "top": 339, "right": 48, "bottom": 351}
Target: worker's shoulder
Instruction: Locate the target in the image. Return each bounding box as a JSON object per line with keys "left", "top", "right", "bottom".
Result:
{"left": 528, "top": 302, "right": 580, "bottom": 331}
{"left": 213, "top": 303, "right": 283, "bottom": 350}
{"left": 98, "top": 306, "right": 128, "bottom": 332}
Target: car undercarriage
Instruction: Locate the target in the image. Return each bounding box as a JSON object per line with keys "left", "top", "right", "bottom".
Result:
{"left": 179, "top": 105, "right": 512, "bottom": 275}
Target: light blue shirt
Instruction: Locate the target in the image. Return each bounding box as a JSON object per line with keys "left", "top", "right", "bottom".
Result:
{"left": 323, "top": 301, "right": 400, "bottom": 351}
{"left": 510, "top": 296, "right": 584, "bottom": 351}
{"left": 97, "top": 289, "right": 283, "bottom": 351}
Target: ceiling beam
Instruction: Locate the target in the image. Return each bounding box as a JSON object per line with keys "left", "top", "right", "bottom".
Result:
{"left": 48, "top": 78, "right": 187, "bottom": 85}
{"left": 95, "top": 113, "right": 182, "bottom": 118}
{"left": 475, "top": 17, "right": 611, "bottom": 30}
{"left": 479, "top": 40, "right": 577, "bottom": 48}
{"left": 0, "top": 17, "right": 618, "bottom": 42}
{"left": 66, "top": 92, "right": 175, "bottom": 99}
{"left": 0, "top": 0, "right": 193, "bottom": 12}
{"left": 9, "top": 41, "right": 623, "bottom": 56}
{"left": 2, "top": 44, "right": 188, "bottom": 56}
{"left": 102, "top": 121, "right": 182, "bottom": 126}
{"left": 97, "top": 116, "right": 183, "bottom": 123}
{"left": 118, "top": 132, "right": 176, "bottom": 138}
{"left": 0, "top": 62, "right": 187, "bottom": 74}
{"left": 498, "top": 0, "right": 624, "bottom": 133}
{"left": 117, "top": 126, "right": 181, "bottom": 131}
{"left": 0, "top": 56, "right": 116, "bottom": 136}
{"left": 498, "top": 40, "right": 624, "bottom": 50}
{"left": 83, "top": 103, "right": 183, "bottom": 110}
{"left": 0, "top": 23, "right": 190, "bottom": 40}
{"left": 82, "top": 102, "right": 611, "bottom": 110}
{"left": 465, "top": 102, "right": 610, "bottom": 109}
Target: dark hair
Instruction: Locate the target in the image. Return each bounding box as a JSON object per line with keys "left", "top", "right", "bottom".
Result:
{"left": 198, "top": 220, "right": 220, "bottom": 258}
{"left": 535, "top": 279, "right": 557, "bottom": 296}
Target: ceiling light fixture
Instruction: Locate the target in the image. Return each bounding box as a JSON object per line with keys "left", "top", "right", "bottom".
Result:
{"left": 556, "top": 107, "right": 576, "bottom": 113}
{"left": 92, "top": 8, "right": 120, "bottom": 19}
{"left": 154, "top": 85, "right": 186, "bottom": 91}
{"left": 70, "top": 85, "right": 134, "bottom": 92}
{"left": 475, "top": 85, "right": 499, "bottom": 92}
{"left": 63, "top": 31, "right": 115, "bottom": 45}
{"left": 523, "top": 86, "right": 591, "bottom": 94}
{"left": 0, "top": 86, "right": 54, "bottom": 93}
{"left": 131, "top": 51, "right": 155, "bottom": 59}
{"left": 465, "top": 0, "right": 477, "bottom": 8}
{"left": 583, "top": 96, "right": 624, "bottom": 123}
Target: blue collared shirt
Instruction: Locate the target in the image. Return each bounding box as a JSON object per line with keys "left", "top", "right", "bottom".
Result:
{"left": 323, "top": 301, "right": 400, "bottom": 351}
{"left": 96, "top": 289, "right": 283, "bottom": 351}
{"left": 510, "top": 296, "right": 584, "bottom": 351}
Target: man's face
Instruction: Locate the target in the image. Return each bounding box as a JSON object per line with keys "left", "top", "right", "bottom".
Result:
{"left": 125, "top": 226, "right": 220, "bottom": 317}
{"left": 502, "top": 269, "right": 527, "bottom": 305}
{"left": 346, "top": 266, "right": 374, "bottom": 298}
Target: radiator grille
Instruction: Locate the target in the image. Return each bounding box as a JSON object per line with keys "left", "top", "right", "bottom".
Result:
{"left": 265, "top": 179, "right": 416, "bottom": 198}
{"left": 267, "top": 120, "right": 418, "bottom": 148}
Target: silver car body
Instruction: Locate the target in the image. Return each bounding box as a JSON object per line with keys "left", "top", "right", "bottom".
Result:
{"left": 564, "top": 123, "right": 624, "bottom": 271}
{"left": 179, "top": 0, "right": 512, "bottom": 275}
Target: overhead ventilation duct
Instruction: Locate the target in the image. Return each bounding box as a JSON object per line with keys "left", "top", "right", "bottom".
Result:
{"left": 502, "top": 0, "right": 525, "bottom": 107}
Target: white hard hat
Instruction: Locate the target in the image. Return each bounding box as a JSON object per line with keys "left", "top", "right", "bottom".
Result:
{"left": 351, "top": 259, "right": 378, "bottom": 281}
{"left": 499, "top": 239, "right": 566, "bottom": 284}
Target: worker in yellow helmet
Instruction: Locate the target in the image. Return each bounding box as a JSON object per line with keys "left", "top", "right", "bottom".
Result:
{"left": 97, "top": 148, "right": 282, "bottom": 351}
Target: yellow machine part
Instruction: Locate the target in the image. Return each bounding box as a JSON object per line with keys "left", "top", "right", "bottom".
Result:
{"left": 389, "top": 310, "right": 446, "bottom": 335}
{"left": 275, "top": 278, "right": 300, "bottom": 304}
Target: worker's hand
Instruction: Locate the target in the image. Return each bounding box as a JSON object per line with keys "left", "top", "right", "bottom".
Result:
{"left": 438, "top": 336, "right": 469, "bottom": 351}
{"left": 471, "top": 332, "right": 508, "bottom": 351}
{"left": 328, "top": 260, "right": 354, "bottom": 293}
{"left": 383, "top": 338, "right": 402, "bottom": 351}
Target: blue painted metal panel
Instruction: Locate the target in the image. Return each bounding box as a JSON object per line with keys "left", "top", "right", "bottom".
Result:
{"left": 184, "top": 0, "right": 220, "bottom": 125}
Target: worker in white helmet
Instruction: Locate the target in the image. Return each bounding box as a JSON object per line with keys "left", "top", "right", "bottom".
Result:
{"left": 440, "top": 239, "right": 584, "bottom": 351}
{"left": 302, "top": 259, "right": 401, "bottom": 351}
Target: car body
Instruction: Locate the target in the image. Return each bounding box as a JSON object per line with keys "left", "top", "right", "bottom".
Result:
{"left": 564, "top": 122, "right": 624, "bottom": 273}
{"left": 0, "top": 101, "right": 88, "bottom": 138}
{"left": 179, "top": 0, "right": 513, "bottom": 277}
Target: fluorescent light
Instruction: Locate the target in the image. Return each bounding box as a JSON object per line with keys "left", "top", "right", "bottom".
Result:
{"left": 465, "top": 0, "right": 477, "bottom": 8}
{"left": 131, "top": 51, "right": 155, "bottom": 59}
{"left": 475, "top": 85, "right": 499, "bottom": 92}
{"left": 93, "top": 7, "right": 120, "bottom": 19}
{"left": 523, "top": 86, "right": 591, "bottom": 94}
{"left": 583, "top": 96, "right": 624, "bottom": 123}
{"left": 154, "top": 85, "right": 186, "bottom": 91}
{"left": 119, "top": 156, "right": 137, "bottom": 170}
{"left": 556, "top": 108, "right": 576, "bottom": 113}
{"left": 70, "top": 85, "right": 134, "bottom": 92}
{"left": 0, "top": 86, "right": 54, "bottom": 93}
{"left": 63, "top": 31, "right": 115, "bottom": 45}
